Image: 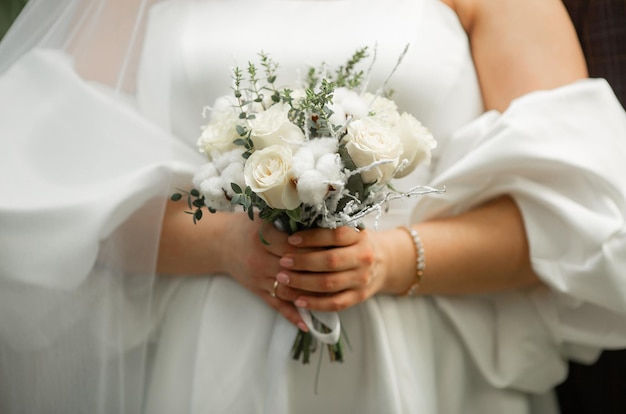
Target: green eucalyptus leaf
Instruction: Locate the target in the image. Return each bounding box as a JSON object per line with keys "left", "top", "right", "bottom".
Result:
{"left": 236, "top": 125, "right": 246, "bottom": 136}
{"left": 194, "top": 209, "right": 203, "bottom": 221}
{"left": 231, "top": 182, "right": 243, "bottom": 194}
{"left": 259, "top": 230, "right": 271, "bottom": 246}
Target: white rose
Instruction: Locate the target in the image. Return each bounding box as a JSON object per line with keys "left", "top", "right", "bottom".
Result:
{"left": 248, "top": 102, "right": 305, "bottom": 150}
{"left": 244, "top": 145, "right": 300, "bottom": 210}
{"left": 363, "top": 93, "right": 401, "bottom": 127}
{"left": 392, "top": 113, "right": 437, "bottom": 178}
{"left": 344, "top": 118, "right": 403, "bottom": 184}
{"left": 197, "top": 110, "right": 241, "bottom": 159}
{"left": 209, "top": 95, "right": 239, "bottom": 118}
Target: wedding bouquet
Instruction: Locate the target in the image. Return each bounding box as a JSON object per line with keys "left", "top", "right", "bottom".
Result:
{"left": 172, "top": 46, "right": 438, "bottom": 364}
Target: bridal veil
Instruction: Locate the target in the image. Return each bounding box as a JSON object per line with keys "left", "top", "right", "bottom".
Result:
{"left": 0, "top": 1, "right": 197, "bottom": 412}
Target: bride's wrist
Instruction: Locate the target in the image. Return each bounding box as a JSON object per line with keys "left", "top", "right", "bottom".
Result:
{"left": 377, "top": 228, "right": 423, "bottom": 295}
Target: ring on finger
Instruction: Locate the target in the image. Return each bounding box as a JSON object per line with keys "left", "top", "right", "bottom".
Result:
{"left": 270, "top": 280, "right": 279, "bottom": 298}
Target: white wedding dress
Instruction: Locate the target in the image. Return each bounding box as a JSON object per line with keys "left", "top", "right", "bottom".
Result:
{"left": 1, "top": 1, "right": 626, "bottom": 413}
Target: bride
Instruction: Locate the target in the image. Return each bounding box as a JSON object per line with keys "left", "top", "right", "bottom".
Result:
{"left": 1, "top": 0, "right": 626, "bottom": 413}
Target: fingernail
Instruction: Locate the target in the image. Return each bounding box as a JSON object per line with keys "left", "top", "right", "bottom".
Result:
{"left": 288, "top": 235, "right": 302, "bottom": 245}
{"left": 279, "top": 257, "right": 294, "bottom": 267}
{"left": 276, "top": 272, "right": 290, "bottom": 284}
{"left": 297, "top": 321, "right": 309, "bottom": 332}
{"left": 294, "top": 298, "right": 308, "bottom": 308}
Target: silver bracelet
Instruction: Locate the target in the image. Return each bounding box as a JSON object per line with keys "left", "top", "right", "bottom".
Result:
{"left": 399, "top": 226, "right": 425, "bottom": 296}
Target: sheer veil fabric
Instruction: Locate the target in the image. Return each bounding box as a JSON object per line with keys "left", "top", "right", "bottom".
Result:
{"left": 2, "top": 1, "right": 626, "bottom": 413}
{"left": 0, "top": 1, "right": 198, "bottom": 412}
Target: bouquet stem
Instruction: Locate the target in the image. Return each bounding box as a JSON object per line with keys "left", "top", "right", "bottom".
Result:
{"left": 291, "top": 318, "right": 345, "bottom": 364}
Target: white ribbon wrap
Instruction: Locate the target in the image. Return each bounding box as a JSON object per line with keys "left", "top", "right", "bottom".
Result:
{"left": 297, "top": 308, "right": 341, "bottom": 344}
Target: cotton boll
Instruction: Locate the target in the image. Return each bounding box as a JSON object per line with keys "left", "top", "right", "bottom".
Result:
{"left": 221, "top": 161, "right": 246, "bottom": 197}
{"left": 293, "top": 138, "right": 340, "bottom": 179}
{"left": 316, "top": 153, "right": 344, "bottom": 182}
{"left": 329, "top": 88, "right": 369, "bottom": 122}
{"left": 297, "top": 170, "right": 331, "bottom": 205}
{"left": 199, "top": 176, "right": 233, "bottom": 211}
{"left": 212, "top": 148, "right": 246, "bottom": 172}
{"left": 292, "top": 147, "right": 316, "bottom": 177}
{"left": 306, "top": 137, "right": 338, "bottom": 159}
{"left": 341, "top": 97, "right": 368, "bottom": 119}
{"left": 329, "top": 109, "right": 347, "bottom": 127}
{"left": 192, "top": 163, "right": 219, "bottom": 189}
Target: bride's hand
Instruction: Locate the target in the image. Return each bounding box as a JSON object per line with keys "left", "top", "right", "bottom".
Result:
{"left": 222, "top": 215, "right": 310, "bottom": 331}
{"left": 270, "top": 226, "right": 393, "bottom": 312}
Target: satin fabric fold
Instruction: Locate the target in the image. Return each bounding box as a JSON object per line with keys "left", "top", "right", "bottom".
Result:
{"left": 414, "top": 79, "right": 626, "bottom": 392}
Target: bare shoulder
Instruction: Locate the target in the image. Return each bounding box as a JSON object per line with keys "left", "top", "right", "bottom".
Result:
{"left": 438, "top": 0, "right": 587, "bottom": 111}
{"left": 439, "top": 0, "right": 576, "bottom": 34}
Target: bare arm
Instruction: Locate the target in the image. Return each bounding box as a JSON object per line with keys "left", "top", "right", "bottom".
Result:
{"left": 449, "top": 0, "right": 588, "bottom": 111}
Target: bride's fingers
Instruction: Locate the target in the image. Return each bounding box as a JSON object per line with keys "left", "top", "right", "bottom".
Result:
{"left": 287, "top": 226, "right": 361, "bottom": 249}
{"left": 277, "top": 268, "right": 374, "bottom": 294}
{"left": 257, "top": 284, "right": 309, "bottom": 332}
{"left": 293, "top": 288, "right": 371, "bottom": 313}
{"left": 256, "top": 221, "right": 318, "bottom": 256}
{"left": 268, "top": 277, "right": 314, "bottom": 303}
{"left": 280, "top": 244, "right": 374, "bottom": 273}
